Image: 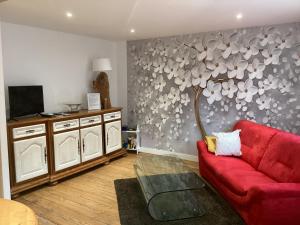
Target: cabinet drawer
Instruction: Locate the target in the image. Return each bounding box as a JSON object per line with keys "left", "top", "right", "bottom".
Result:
{"left": 13, "top": 124, "right": 46, "bottom": 139}
{"left": 80, "top": 115, "right": 101, "bottom": 127}
{"left": 53, "top": 119, "right": 79, "bottom": 132}
{"left": 103, "top": 111, "right": 121, "bottom": 122}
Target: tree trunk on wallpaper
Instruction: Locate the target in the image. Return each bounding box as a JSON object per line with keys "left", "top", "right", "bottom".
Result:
{"left": 193, "top": 87, "right": 207, "bottom": 139}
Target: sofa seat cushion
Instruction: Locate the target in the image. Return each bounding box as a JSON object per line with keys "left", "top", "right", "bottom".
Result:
{"left": 201, "top": 148, "right": 254, "bottom": 177}
{"left": 218, "top": 170, "right": 276, "bottom": 196}
{"left": 200, "top": 144, "right": 277, "bottom": 196}
{"left": 233, "top": 120, "right": 278, "bottom": 169}
{"left": 258, "top": 132, "right": 300, "bottom": 183}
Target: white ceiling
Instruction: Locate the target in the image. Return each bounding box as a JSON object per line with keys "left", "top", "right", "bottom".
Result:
{"left": 0, "top": 0, "right": 300, "bottom": 41}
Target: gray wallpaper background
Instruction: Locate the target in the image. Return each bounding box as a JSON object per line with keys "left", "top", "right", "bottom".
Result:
{"left": 127, "top": 22, "right": 300, "bottom": 156}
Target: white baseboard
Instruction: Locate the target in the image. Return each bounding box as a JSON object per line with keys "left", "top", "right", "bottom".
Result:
{"left": 139, "top": 147, "right": 198, "bottom": 162}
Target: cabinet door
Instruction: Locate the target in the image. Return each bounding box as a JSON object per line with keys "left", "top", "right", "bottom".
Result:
{"left": 81, "top": 125, "right": 103, "bottom": 162}
{"left": 54, "top": 130, "right": 81, "bottom": 171}
{"left": 14, "top": 136, "right": 48, "bottom": 183}
{"left": 105, "top": 120, "right": 122, "bottom": 154}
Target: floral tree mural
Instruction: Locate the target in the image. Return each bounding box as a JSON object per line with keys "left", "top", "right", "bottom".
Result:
{"left": 128, "top": 23, "right": 300, "bottom": 152}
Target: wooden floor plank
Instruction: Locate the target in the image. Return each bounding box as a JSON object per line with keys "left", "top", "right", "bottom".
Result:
{"left": 16, "top": 153, "right": 199, "bottom": 225}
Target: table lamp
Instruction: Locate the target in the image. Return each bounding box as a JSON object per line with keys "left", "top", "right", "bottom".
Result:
{"left": 92, "top": 58, "right": 112, "bottom": 109}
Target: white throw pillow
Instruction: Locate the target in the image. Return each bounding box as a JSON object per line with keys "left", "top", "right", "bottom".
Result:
{"left": 212, "top": 130, "right": 242, "bottom": 156}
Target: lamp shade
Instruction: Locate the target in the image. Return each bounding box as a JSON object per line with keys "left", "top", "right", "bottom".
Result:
{"left": 92, "top": 58, "right": 112, "bottom": 72}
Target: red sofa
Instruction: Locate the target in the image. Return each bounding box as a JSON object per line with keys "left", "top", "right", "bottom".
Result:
{"left": 197, "top": 120, "right": 300, "bottom": 225}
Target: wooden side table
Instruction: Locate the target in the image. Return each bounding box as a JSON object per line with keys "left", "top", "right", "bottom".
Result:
{"left": 0, "top": 198, "right": 38, "bottom": 225}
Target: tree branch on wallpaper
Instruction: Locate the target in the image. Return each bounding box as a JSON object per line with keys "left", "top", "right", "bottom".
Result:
{"left": 128, "top": 23, "right": 300, "bottom": 152}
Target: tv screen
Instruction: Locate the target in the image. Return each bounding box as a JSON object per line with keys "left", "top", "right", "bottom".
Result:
{"left": 9, "top": 86, "right": 44, "bottom": 118}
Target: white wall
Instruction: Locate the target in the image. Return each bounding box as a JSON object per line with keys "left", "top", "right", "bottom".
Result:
{"left": 1, "top": 22, "right": 127, "bottom": 118}
{"left": 114, "top": 41, "right": 127, "bottom": 125}
{"left": 0, "top": 23, "right": 11, "bottom": 199}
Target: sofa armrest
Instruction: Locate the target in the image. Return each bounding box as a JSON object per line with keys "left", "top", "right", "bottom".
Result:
{"left": 246, "top": 183, "right": 300, "bottom": 225}
{"left": 197, "top": 140, "right": 212, "bottom": 156}
{"left": 248, "top": 183, "right": 300, "bottom": 200}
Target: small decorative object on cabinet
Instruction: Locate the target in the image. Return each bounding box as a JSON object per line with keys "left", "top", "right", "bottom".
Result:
{"left": 122, "top": 125, "right": 141, "bottom": 153}
{"left": 92, "top": 58, "right": 112, "bottom": 109}
{"left": 64, "top": 103, "right": 81, "bottom": 113}
{"left": 87, "top": 93, "right": 101, "bottom": 110}
{"left": 7, "top": 107, "right": 126, "bottom": 198}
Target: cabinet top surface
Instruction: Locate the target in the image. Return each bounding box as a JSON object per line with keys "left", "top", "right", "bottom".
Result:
{"left": 7, "top": 107, "right": 122, "bottom": 127}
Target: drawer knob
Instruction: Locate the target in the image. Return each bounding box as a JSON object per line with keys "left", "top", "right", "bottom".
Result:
{"left": 88, "top": 119, "right": 95, "bottom": 123}
{"left": 64, "top": 124, "right": 71, "bottom": 127}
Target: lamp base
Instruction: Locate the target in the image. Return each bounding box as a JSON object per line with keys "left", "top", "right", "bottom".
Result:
{"left": 93, "top": 72, "right": 112, "bottom": 109}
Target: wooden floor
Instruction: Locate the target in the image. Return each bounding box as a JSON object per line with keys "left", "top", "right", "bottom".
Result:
{"left": 16, "top": 153, "right": 199, "bottom": 225}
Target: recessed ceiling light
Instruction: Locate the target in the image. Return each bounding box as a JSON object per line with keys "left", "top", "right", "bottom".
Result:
{"left": 236, "top": 13, "right": 243, "bottom": 20}
{"left": 130, "top": 29, "right": 135, "bottom": 33}
{"left": 66, "top": 12, "right": 73, "bottom": 18}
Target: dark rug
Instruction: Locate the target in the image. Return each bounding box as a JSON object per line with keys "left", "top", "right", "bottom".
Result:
{"left": 114, "top": 177, "right": 245, "bottom": 225}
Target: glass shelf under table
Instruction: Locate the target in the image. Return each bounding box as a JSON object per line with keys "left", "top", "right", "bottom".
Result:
{"left": 134, "top": 154, "right": 206, "bottom": 221}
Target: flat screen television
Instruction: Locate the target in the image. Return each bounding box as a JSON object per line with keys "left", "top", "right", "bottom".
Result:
{"left": 8, "top": 86, "right": 44, "bottom": 119}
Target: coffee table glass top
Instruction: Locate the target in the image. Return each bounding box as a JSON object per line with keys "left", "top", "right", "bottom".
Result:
{"left": 134, "top": 154, "right": 206, "bottom": 221}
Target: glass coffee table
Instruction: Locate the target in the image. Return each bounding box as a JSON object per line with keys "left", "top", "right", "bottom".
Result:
{"left": 134, "top": 154, "right": 206, "bottom": 221}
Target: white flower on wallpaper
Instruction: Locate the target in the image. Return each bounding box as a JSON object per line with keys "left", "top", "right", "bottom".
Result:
{"left": 240, "top": 37, "right": 260, "bottom": 60}
{"left": 247, "top": 58, "right": 266, "bottom": 79}
{"left": 292, "top": 52, "right": 300, "bottom": 66}
{"left": 256, "top": 95, "right": 272, "bottom": 110}
{"left": 235, "top": 98, "right": 248, "bottom": 111}
{"left": 153, "top": 57, "right": 166, "bottom": 74}
{"left": 145, "top": 87, "right": 153, "bottom": 99}
{"left": 161, "top": 114, "right": 169, "bottom": 124}
{"left": 203, "top": 80, "right": 222, "bottom": 104}
{"left": 145, "top": 115, "right": 153, "bottom": 124}
{"left": 150, "top": 103, "right": 159, "bottom": 114}
{"left": 175, "top": 114, "right": 181, "bottom": 124}
{"left": 263, "top": 74, "right": 279, "bottom": 90}
{"left": 180, "top": 93, "right": 191, "bottom": 106}
{"left": 258, "top": 80, "right": 268, "bottom": 95}
{"left": 275, "top": 32, "right": 294, "bottom": 49}
{"left": 154, "top": 75, "right": 166, "bottom": 92}
{"left": 159, "top": 94, "right": 171, "bottom": 111}
{"left": 134, "top": 56, "right": 143, "bottom": 66}
{"left": 176, "top": 51, "right": 190, "bottom": 68}
{"left": 195, "top": 38, "right": 217, "bottom": 61}
{"left": 222, "top": 79, "right": 238, "bottom": 98}
{"left": 175, "top": 104, "right": 183, "bottom": 114}
{"left": 159, "top": 45, "right": 170, "bottom": 57}
{"left": 149, "top": 43, "right": 160, "bottom": 56}
{"left": 288, "top": 69, "right": 298, "bottom": 83}
{"left": 278, "top": 79, "right": 292, "bottom": 93}
{"left": 142, "top": 58, "right": 152, "bottom": 71}
{"left": 237, "top": 79, "right": 258, "bottom": 102}
{"left": 191, "top": 63, "right": 211, "bottom": 87}
{"left": 175, "top": 70, "right": 192, "bottom": 91}
{"left": 206, "top": 56, "right": 227, "bottom": 78}
{"left": 218, "top": 32, "right": 240, "bottom": 58}
{"left": 168, "top": 87, "right": 181, "bottom": 104}
{"left": 262, "top": 45, "right": 282, "bottom": 65}
{"left": 258, "top": 27, "right": 277, "bottom": 46}
{"left": 164, "top": 59, "right": 179, "bottom": 80}
{"left": 227, "top": 55, "right": 248, "bottom": 79}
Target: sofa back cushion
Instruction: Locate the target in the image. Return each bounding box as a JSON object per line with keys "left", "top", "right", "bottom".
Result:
{"left": 233, "top": 120, "right": 278, "bottom": 168}
{"left": 258, "top": 131, "right": 300, "bottom": 182}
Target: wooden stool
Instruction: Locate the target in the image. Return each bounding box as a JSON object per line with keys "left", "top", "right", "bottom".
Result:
{"left": 0, "top": 198, "right": 38, "bottom": 225}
